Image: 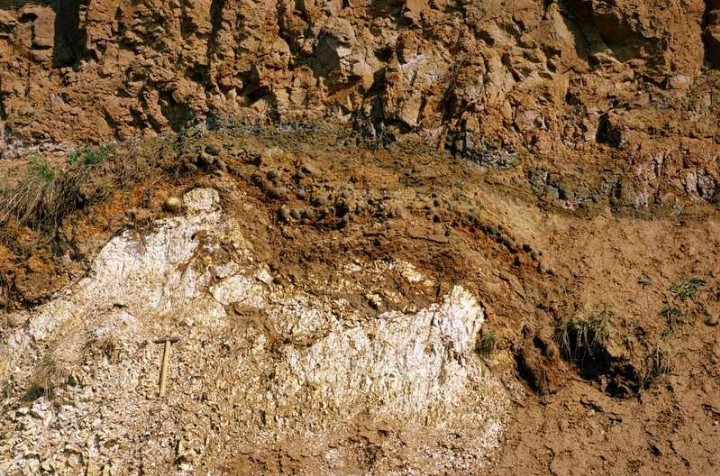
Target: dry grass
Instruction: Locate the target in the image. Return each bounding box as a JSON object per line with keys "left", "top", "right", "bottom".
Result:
{"left": 554, "top": 314, "right": 609, "bottom": 365}
{"left": 0, "top": 157, "right": 88, "bottom": 231}
{"left": 476, "top": 329, "right": 497, "bottom": 357}
{"left": 0, "top": 145, "right": 118, "bottom": 233}
{"left": 85, "top": 333, "right": 122, "bottom": 363}
{"left": 26, "top": 353, "right": 70, "bottom": 400}
{"left": 640, "top": 345, "right": 671, "bottom": 389}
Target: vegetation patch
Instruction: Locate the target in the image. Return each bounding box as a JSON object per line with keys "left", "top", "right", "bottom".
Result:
{"left": 67, "top": 145, "right": 111, "bottom": 166}
{"left": 0, "top": 148, "right": 114, "bottom": 232}
{"left": 475, "top": 329, "right": 497, "bottom": 357}
{"left": 640, "top": 345, "right": 671, "bottom": 389}
{"left": 669, "top": 277, "right": 706, "bottom": 301}
{"left": 554, "top": 313, "right": 646, "bottom": 397}
{"left": 554, "top": 314, "right": 609, "bottom": 367}
{"left": 0, "top": 157, "right": 67, "bottom": 229}
{"left": 658, "top": 277, "right": 708, "bottom": 330}
{"left": 26, "top": 354, "right": 69, "bottom": 400}
{"left": 659, "top": 304, "right": 685, "bottom": 328}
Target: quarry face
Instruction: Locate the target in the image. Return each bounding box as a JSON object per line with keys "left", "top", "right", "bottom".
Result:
{"left": 2, "top": 0, "right": 720, "bottom": 474}
{"left": 0, "top": 188, "right": 509, "bottom": 475}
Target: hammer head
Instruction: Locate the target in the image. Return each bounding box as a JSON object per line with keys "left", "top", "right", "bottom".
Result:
{"left": 153, "top": 336, "right": 181, "bottom": 344}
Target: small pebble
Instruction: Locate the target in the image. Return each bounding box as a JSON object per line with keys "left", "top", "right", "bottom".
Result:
{"left": 312, "top": 196, "right": 327, "bottom": 206}
{"left": 300, "top": 163, "right": 318, "bottom": 176}
{"left": 501, "top": 236, "right": 518, "bottom": 252}
{"left": 204, "top": 144, "right": 221, "bottom": 156}
{"left": 366, "top": 293, "right": 382, "bottom": 310}
{"left": 335, "top": 200, "right": 350, "bottom": 217}
{"left": 265, "top": 186, "right": 287, "bottom": 200}
{"left": 705, "top": 316, "right": 719, "bottom": 327}
{"left": 164, "top": 197, "right": 183, "bottom": 214}
{"left": 277, "top": 205, "right": 291, "bottom": 222}
{"left": 197, "top": 152, "right": 215, "bottom": 169}
{"left": 392, "top": 206, "right": 407, "bottom": 219}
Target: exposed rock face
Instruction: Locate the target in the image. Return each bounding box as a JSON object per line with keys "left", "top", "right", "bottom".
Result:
{"left": 1, "top": 0, "right": 719, "bottom": 207}
{"left": 0, "top": 188, "right": 508, "bottom": 474}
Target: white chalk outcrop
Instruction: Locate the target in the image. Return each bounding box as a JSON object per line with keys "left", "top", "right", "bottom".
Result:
{"left": 0, "top": 188, "right": 508, "bottom": 475}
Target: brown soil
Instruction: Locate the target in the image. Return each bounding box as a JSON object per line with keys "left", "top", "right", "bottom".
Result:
{"left": 1, "top": 125, "right": 719, "bottom": 473}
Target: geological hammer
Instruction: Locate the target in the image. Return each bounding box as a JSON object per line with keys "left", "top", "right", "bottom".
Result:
{"left": 154, "top": 336, "right": 180, "bottom": 397}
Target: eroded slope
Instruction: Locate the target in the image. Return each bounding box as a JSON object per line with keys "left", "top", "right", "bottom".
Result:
{"left": 0, "top": 129, "right": 718, "bottom": 474}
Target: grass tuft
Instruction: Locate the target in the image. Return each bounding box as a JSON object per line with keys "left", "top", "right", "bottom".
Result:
{"left": 669, "top": 277, "right": 706, "bottom": 301}
{"left": 26, "top": 353, "right": 68, "bottom": 400}
{"left": 641, "top": 345, "right": 671, "bottom": 388}
{"left": 554, "top": 315, "right": 609, "bottom": 365}
{"left": 0, "top": 157, "right": 62, "bottom": 227}
{"left": 476, "top": 329, "right": 497, "bottom": 357}
{"left": 659, "top": 304, "right": 685, "bottom": 327}
{"left": 67, "top": 145, "right": 111, "bottom": 166}
{"left": 85, "top": 333, "right": 121, "bottom": 362}
{"left": 0, "top": 147, "right": 112, "bottom": 231}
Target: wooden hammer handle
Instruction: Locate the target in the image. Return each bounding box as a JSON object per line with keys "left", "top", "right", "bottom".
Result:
{"left": 159, "top": 340, "right": 171, "bottom": 397}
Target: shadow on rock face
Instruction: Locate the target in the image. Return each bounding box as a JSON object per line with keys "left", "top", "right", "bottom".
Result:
{"left": 51, "top": 0, "right": 84, "bottom": 67}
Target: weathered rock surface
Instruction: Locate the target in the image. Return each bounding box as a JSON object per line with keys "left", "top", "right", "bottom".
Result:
{"left": 1, "top": 1, "right": 719, "bottom": 209}
{"left": 0, "top": 188, "right": 508, "bottom": 474}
